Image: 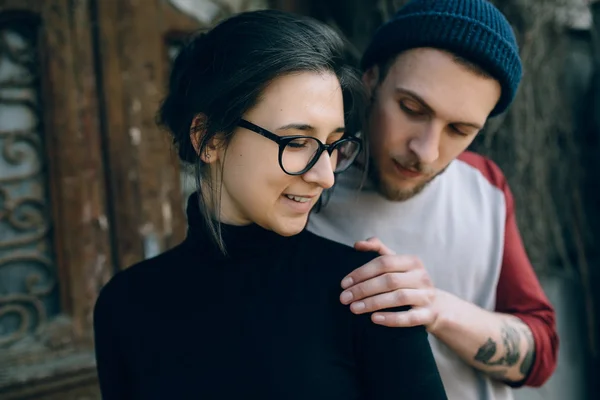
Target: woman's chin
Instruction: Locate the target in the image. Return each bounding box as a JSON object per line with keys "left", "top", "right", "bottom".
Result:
{"left": 271, "top": 215, "right": 309, "bottom": 237}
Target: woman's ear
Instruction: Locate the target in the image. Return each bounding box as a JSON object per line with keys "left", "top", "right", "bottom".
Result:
{"left": 190, "top": 114, "right": 218, "bottom": 164}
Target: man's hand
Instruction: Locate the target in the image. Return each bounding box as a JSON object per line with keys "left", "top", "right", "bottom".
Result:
{"left": 343, "top": 239, "right": 541, "bottom": 384}
{"left": 341, "top": 237, "right": 438, "bottom": 328}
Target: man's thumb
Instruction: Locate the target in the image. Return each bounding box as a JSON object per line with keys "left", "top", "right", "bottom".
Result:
{"left": 354, "top": 237, "right": 395, "bottom": 255}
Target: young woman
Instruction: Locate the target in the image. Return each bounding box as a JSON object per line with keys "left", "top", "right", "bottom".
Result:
{"left": 93, "top": 10, "right": 447, "bottom": 400}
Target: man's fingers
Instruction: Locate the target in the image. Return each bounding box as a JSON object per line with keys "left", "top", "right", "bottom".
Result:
{"left": 340, "top": 270, "right": 427, "bottom": 304}
{"left": 341, "top": 254, "right": 423, "bottom": 289}
{"left": 354, "top": 237, "right": 396, "bottom": 256}
{"left": 348, "top": 288, "right": 435, "bottom": 314}
{"left": 371, "top": 307, "right": 435, "bottom": 328}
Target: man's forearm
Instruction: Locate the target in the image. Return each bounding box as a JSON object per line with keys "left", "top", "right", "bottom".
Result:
{"left": 429, "top": 290, "right": 535, "bottom": 383}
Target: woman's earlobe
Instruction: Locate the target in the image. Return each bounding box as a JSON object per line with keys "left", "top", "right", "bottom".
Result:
{"left": 190, "top": 114, "right": 207, "bottom": 155}
{"left": 200, "top": 151, "right": 212, "bottom": 164}
{"left": 190, "top": 113, "right": 223, "bottom": 164}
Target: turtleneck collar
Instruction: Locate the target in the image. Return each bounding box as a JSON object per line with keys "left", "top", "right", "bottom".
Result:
{"left": 184, "top": 192, "right": 293, "bottom": 260}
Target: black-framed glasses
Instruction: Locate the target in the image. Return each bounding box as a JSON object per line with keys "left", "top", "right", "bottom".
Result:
{"left": 238, "top": 119, "right": 361, "bottom": 176}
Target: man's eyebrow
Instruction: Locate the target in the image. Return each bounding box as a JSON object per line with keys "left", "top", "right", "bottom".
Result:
{"left": 395, "top": 87, "right": 484, "bottom": 130}
{"left": 457, "top": 121, "right": 484, "bottom": 130}
{"left": 395, "top": 87, "right": 434, "bottom": 114}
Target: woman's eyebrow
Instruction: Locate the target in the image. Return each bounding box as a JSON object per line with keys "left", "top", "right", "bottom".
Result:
{"left": 276, "top": 123, "right": 345, "bottom": 134}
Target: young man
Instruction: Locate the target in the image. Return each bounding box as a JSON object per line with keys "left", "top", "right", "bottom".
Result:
{"left": 308, "top": 0, "right": 559, "bottom": 399}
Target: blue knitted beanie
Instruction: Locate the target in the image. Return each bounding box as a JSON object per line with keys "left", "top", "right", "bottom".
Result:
{"left": 361, "top": 0, "right": 522, "bottom": 116}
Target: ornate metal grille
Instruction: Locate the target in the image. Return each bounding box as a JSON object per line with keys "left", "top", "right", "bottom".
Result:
{"left": 0, "top": 15, "right": 59, "bottom": 348}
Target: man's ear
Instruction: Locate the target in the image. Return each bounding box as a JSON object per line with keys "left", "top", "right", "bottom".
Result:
{"left": 362, "top": 66, "right": 380, "bottom": 98}
{"left": 190, "top": 114, "right": 219, "bottom": 164}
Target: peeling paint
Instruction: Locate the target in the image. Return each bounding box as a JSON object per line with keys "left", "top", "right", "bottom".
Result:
{"left": 140, "top": 223, "right": 161, "bottom": 259}
{"left": 129, "top": 127, "right": 141, "bottom": 146}
{"left": 167, "top": 0, "right": 269, "bottom": 26}
{"left": 97, "top": 215, "right": 109, "bottom": 231}
{"left": 169, "top": 0, "right": 221, "bottom": 24}
{"left": 220, "top": 0, "right": 268, "bottom": 12}
{"left": 94, "top": 254, "right": 107, "bottom": 284}
{"left": 162, "top": 201, "right": 173, "bottom": 235}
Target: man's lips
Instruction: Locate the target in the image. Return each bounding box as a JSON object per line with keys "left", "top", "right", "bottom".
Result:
{"left": 393, "top": 160, "right": 424, "bottom": 178}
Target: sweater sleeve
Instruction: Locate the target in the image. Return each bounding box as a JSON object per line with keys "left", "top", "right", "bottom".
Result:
{"left": 356, "top": 306, "right": 448, "bottom": 399}
{"left": 459, "top": 152, "right": 559, "bottom": 387}
{"left": 93, "top": 283, "right": 130, "bottom": 399}
{"left": 495, "top": 179, "right": 559, "bottom": 387}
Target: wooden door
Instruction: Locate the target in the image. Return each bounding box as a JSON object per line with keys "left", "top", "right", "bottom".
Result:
{"left": 0, "top": 1, "right": 112, "bottom": 398}
{"left": 0, "top": 0, "right": 204, "bottom": 398}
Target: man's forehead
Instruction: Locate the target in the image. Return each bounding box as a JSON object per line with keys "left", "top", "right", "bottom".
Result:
{"left": 387, "top": 48, "right": 459, "bottom": 77}
{"left": 382, "top": 50, "right": 498, "bottom": 125}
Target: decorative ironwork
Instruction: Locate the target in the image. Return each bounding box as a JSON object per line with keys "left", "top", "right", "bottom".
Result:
{"left": 0, "top": 17, "right": 59, "bottom": 348}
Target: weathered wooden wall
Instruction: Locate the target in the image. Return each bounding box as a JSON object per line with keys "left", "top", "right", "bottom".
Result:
{"left": 0, "top": 0, "right": 267, "bottom": 398}
{"left": 0, "top": 1, "right": 112, "bottom": 398}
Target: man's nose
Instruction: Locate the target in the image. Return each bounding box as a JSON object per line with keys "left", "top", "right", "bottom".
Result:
{"left": 408, "top": 124, "right": 441, "bottom": 164}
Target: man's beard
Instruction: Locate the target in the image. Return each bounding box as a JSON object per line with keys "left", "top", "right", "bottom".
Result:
{"left": 367, "top": 157, "right": 447, "bottom": 202}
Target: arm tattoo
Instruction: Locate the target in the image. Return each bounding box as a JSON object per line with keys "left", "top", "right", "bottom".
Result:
{"left": 473, "top": 320, "right": 536, "bottom": 379}
{"left": 474, "top": 322, "right": 521, "bottom": 366}
{"left": 519, "top": 324, "right": 535, "bottom": 376}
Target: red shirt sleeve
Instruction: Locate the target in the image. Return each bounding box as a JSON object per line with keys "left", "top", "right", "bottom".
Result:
{"left": 459, "top": 152, "right": 559, "bottom": 387}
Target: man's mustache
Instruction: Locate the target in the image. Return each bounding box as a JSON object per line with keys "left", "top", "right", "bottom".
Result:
{"left": 392, "top": 156, "right": 436, "bottom": 175}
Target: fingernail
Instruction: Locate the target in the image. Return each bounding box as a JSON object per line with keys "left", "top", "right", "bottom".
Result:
{"left": 340, "top": 291, "right": 353, "bottom": 304}
{"left": 352, "top": 301, "right": 365, "bottom": 312}
{"left": 341, "top": 277, "right": 353, "bottom": 289}
{"left": 373, "top": 314, "right": 385, "bottom": 322}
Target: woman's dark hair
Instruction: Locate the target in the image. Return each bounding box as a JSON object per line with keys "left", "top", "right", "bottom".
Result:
{"left": 157, "top": 9, "right": 366, "bottom": 253}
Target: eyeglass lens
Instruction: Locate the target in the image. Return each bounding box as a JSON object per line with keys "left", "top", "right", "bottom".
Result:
{"left": 281, "top": 137, "right": 359, "bottom": 174}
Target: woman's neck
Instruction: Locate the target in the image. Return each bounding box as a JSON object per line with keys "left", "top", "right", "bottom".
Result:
{"left": 185, "top": 192, "right": 291, "bottom": 260}
{"left": 199, "top": 181, "right": 252, "bottom": 226}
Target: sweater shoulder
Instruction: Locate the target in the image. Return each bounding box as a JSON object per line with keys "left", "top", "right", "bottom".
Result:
{"left": 299, "top": 230, "right": 379, "bottom": 270}
{"left": 457, "top": 151, "right": 508, "bottom": 192}
{"left": 94, "top": 243, "right": 189, "bottom": 316}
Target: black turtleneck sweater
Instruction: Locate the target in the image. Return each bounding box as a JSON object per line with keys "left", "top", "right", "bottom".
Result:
{"left": 93, "top": 196, "right": 447, "bottom": 399}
